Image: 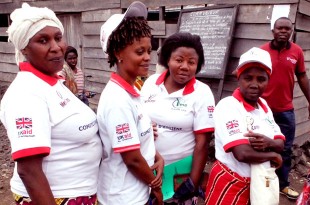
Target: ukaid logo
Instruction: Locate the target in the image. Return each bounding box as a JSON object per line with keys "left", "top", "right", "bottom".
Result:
{"left": 116, "top": 123, "right": 133, "bottom": 142}
{"left": 226, "top": 120, "right": 239, "bottom": 130}
{"left": 16, "top": 117, "right": 34, "bottom": 137}
{"left": 226, "top": 120, "right": 241, "bottom": 136}
{"left": 207, "top": 106, "right": 214, "bottom": 118}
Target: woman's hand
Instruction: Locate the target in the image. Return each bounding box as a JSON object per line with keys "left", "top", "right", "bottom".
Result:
{"left": 244, "top": 131, "right": 274, "bottom": 151}
{"left": 270, "top": 152, "right": 283, "bottom": 169}
{"left": 149, "top": 151, "right": 164, "bottom": 188}
{"left": 150, "top": 187, "right": 163, "bottom": 205}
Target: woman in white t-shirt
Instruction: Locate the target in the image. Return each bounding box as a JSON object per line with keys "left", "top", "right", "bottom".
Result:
{"left": 141, "top": 32, "right": 215, "bottom": 205}
{"left": 205, "top": 47, "right": 285, "bottom": 205}
{"left": 97, "top": 1, "right": 164, "bottom": 205}
{"left": 0, "top": 3, "right": 102, "bottom": 205}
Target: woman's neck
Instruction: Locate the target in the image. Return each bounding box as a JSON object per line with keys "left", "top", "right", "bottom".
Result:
{"left": 164, "top": 75, "right": 185, "bottom": 94}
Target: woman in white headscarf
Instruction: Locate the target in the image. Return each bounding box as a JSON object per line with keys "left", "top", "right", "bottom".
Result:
{"left": 0, "top": 3, "right": 102, "bottom": 205}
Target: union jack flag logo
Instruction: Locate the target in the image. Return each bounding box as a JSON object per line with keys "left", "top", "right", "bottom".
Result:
{"left": 207, "top": 106, "right": 214, "bottom": 113}
{"left": 16, "top": 117, "right": 32, "bottom": 129}
{"left": 116, "top": 123, "right": 130, "bottom": 135}
{"left": 226, "top": 120, "right": 239, "bottom": 130}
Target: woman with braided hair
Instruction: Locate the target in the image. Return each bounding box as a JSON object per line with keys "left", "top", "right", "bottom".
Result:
{"left": 97, "top": 1, "right": 164, "bottom": 205}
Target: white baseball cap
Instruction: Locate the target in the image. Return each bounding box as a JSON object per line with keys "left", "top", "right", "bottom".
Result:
{"left": 100, "top": 1, "right": 148, "bottom": 53}
{"left": 236, "top": 47, "right": 272, "bottom": 78}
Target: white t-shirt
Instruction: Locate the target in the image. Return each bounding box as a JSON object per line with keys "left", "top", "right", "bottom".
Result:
{"left": 141, "top": 72, "right": 215, "bottom": 165}
{"left": 0, "top": 62, "right": 102, "bottom": 198}
{"left": 214, "top": 88, "right": 285, "bottom": 177}
{"left": 97, "top": 73, "right": 155, "bottom": 205}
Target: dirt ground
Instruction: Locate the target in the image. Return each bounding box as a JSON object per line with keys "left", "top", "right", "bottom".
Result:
{"left": 0, "top": 82, "right": 306, "bottom": 205}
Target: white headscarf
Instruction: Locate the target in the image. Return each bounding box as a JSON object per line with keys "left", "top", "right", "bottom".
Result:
{"left": 7, "top": 3, "right": 64, "bottom": 65}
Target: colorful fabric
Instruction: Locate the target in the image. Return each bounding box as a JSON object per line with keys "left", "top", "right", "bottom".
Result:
{"left": 60, "top": 63, "right": 78, "bottom": 94}
{"left": 58, "top": 65, "right": 84, "bottom": 94}
{"left": 13, "top": 193, "right": 98, "bottom": 205}
{"left": 205, "top": 161, "right": 250, "bottom": 205}
{"left": 134, "top": 76, "right": 144, "bottom": 90}
{"left": 261, "top": 41, "right": 306, "bottom": 112}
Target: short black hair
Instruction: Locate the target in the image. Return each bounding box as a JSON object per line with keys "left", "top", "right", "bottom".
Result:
{"left": 158, "top": 32, "right": 204, "bottom": 74}
{"left": 273, "top": 17, "right": 292, "bottom": 29}
{"left": 65, "top": 46, "right": 78, "bottom": 59}
{"left": 106, "top": 17, "right": 152, "bottom": 68}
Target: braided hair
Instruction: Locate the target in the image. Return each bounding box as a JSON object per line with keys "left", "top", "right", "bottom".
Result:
{"left": 106, "top": 17, "right": 152, "bottom": 68}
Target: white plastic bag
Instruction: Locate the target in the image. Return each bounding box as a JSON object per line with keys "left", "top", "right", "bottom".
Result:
{"left": 250, "top": 163, "right": 279, "bottom": 205}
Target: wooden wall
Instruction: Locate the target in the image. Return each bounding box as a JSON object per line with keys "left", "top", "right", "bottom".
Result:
{"left": 293, "top": 0, "right": 310, "bottom": 144}
{"left": 0, "top": 0, "right": 309, "bottom": 144}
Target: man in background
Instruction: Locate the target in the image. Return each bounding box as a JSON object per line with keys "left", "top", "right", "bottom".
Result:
{"left": 261, "top": 17, "right": 310, "bottom": 200}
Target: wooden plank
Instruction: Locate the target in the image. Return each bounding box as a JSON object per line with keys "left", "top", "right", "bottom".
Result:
{"left": 296, "top": 32, "right": 310, "bottom": 50}
{"left": 82, "top": 9, "right": 122, "bottom": 23}
{"left": 85, "top": 81, "right": 105, "bottom": 94}
{"left": 223, "top": 80, "right": 238, "bottom": 92}
{"left": 83, "top": 47, "right": 105, "bottom": 59}
{"left": 230, "top": 39, "right": 269, "bottom": 58}
{"left": 296, "top": 13, "right": 310, "bottom": 32}
{"left": 122, "top": 0, "right": 299, "bottom": 8}
{"left": 85, "top": 70, "right": 111, "bottom": 84}
{"left": 0, "top": 0, "right": 115, "bottom": 13}
{"left": 294, "top": 81, "right": 307, "bottom": 98}
{"left": 0, "top": 27, "right": 8, "bottom": 37}
{"left": 226, "top": 57, "right": 239, "bottom": 75}
{"left": 0, "top": 42, "right": 15, "bottom": 53}
{"left": 0, "top": 53, "right": 15, "bottom": 64}
{"left": 82, "top": 22, "right": 102, "bottom": 35}
{"left": 18, "top": 0, "right": 119, "bottom": 13}
{"left": 294, "top": 106, "right": 308, "bottom": 124}
{"left": 294, "top": 132, "right": 310, "bottom": 146}
{"left": 0, "top": 0, "right": 13, "bottom": 3}
{"left": 0, "top": 72, "right": 16, "bottom": 83}
{"left": 0, "top": 62, "right": 18, "bottom": 73}
{"left": 83, "top": 57, "right": 111, "bottom": 71}
{"left": 58, "top": 14, "right": 82, "bottom": 64}
{"left": 237, "top": 4, "right": 297, "bottom": 24}
{"left": 149, "top": 21, "right": 166, "bottom": 36}
{"left": 296, "top": 120, "right": 310, "bottom": 137}
{"left": 154, "top": 24, "right": 177, "bottom": 38}
{"left": 304, "top": 50, "right": 310, "bottom": 61}
{"left": 294, "top": 96, "right": 308, "bottom": 111}
{"left": 234, "top": 23, "right": 273, "bottom": 40}
{"left": 83, "top": 36, "right": 102, "bottom": 49}
{"left": 298, "top": 0, "right": 310, "bottom": 16}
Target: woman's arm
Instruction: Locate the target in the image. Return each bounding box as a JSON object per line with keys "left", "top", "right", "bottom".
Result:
{"left": 149, "top": 151, "right": 164, "bottom": 188}
{"left": 121, "top": 150, "right": 163, "bottom": 204}
{"left": 190, "top": 132, "right": 212, "bottom": 188}
{"left": 231, "top": 144, "right": 282, "bottom": 168}
{"left": 17, "top": 155, "right": 56, "bottom": 205}
{"left": 121, "top": 149, "right": 160, "bottom": 186}
{"left": 244, "top": 131, "right": 284, "bottom": 153}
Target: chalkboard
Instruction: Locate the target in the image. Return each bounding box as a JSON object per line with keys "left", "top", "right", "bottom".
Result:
{"left": 177, "top": 5, "right": 238, "bottom": 79}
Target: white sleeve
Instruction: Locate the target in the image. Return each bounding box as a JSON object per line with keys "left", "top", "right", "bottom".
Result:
{"left": 2, "top": 94, "right": 51, "bottom": 160}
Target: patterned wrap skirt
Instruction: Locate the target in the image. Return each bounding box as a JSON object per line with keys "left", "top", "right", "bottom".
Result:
{"left": 13, "top": 193, "right": 97, "bottom": 205}
{"left": 205, "top": 160, "right": 250, "bottom": 205}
